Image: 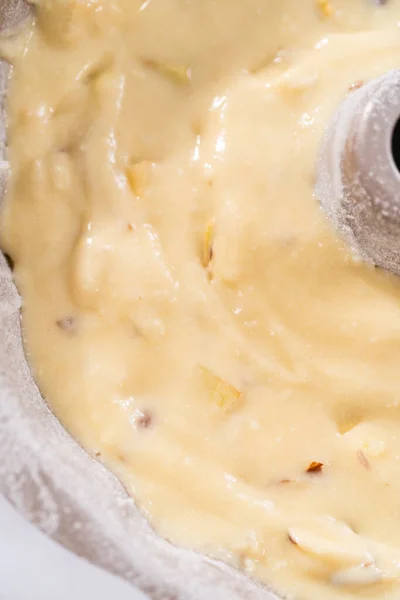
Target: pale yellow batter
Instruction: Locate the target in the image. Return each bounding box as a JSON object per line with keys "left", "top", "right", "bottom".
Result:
{"left": 2, "top": 1, "right": 400, "bottom": 599}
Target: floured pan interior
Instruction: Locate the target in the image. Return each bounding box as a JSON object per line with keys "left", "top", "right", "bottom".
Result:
{"left": 0, "top": 2, "right": 276, "bottom": 599}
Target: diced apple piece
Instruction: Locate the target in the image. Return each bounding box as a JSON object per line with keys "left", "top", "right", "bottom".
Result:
{"left": 143, "top": 60, "right": 191, "bottom": 85}
{"left": 197, "top": 366, "right": 243, "bottom": 414}
{"left": 162, "top": 64, "right": 191, "bottom": 84}
{"left": 316, "top": 0, "right": 334, "bottom": 18}
{"left": 202, "top": 220, "right": 214, "bottom": 269}
{"left": 37, "top": 0, "right": 99, "bottom": 46}
{"left": 126, "top": 161, "right": 154, "bottom": 197}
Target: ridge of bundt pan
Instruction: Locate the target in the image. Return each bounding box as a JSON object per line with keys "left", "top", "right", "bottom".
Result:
{"left": 0, "top": 2, "right": 277, "bottom": 599}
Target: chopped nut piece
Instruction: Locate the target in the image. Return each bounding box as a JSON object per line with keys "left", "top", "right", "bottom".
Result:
{"left": 126, "top": 160, "right": 154, "bottom": 197}
{"left": 316, "top": 0, "right": 334, "bottom": 17}
{"left": 357, "top": 450, "right": 371, "bottom": 470}
{"left": 348, "top": 80, "right": 364, "bottom": 92}
{"left": 197, "top": 366, "right": 243, "bottom": 413}
{"left": 202, "top": 220, "right": 215, "bottom": 269}
{"left": 56, "top": 316, "right": 77, "bottom": 333}
{"left": 133, "top": 409, "right": 153, "bottom": 428}
{"left": 307, "top": 461, "right": 324, "bottom": 473}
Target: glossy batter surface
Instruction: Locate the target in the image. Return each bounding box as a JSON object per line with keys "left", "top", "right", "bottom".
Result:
{"left": 2, "top": 2, "right": 400, "bottom": 599}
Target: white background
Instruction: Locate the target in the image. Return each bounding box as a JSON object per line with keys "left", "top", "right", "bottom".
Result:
{"left": 0, "top": 495, "right": 147, "bottom": 600}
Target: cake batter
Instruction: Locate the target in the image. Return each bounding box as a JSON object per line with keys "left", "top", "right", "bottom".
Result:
{"left": 2, "top": 1, "right": 400, "bottom": 598}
